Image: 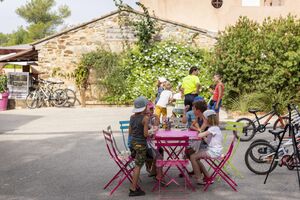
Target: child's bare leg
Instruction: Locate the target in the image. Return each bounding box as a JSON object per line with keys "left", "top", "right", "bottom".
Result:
{"left": 197, "top": 160, "right": 209, "bottom": 178}
{"left": 149, "top": 159, "right": 157, "bottom": 175}
{"left": 156, "top": 166, "right": 163, "bottom": 180}
{"left": 190, "top": 153, "right": 202, "bottom": 179}
{"left": 130, "top": 166, "right": 141, "bottom": 190}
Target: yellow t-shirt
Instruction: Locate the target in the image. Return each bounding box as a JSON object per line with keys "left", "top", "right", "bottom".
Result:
{"left": 182, "top": 75, "right": 200, "bottom": 95}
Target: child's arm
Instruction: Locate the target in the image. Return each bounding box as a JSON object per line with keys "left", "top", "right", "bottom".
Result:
{"left": 181, "top": 106, "right": 189, "bottom": 124}
{"left": 190, "top": 118, "right": 200, "bottom": 131}
{"left": 128, "top": 116, "right": 132, "bottom": 135}
{"left": 215, "top": 84, "right": 223, "bottom": 109}
{"left": 196, "top": 82, "right": 201, "bottom": 95}
{"left": 199, "top": 117, "right": 208, "bottom": 132}
{"left": 168, "top": 92, "right": 174, "bottom": 104}
{"left": 143, "top": 115, "right": 150, "bottom": 137}
{"left": 197, "top": 130, "right": 211, "bottom": 139}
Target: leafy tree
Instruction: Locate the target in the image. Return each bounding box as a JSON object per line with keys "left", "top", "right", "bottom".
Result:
{"left": 5, "top": 26, "right": 30, "bottom": 45}
{"left": 211, "top": 15, "right": 300, "bottom": 108}
{"left": 16, "top": 0, "right": 71, "bottom": 40}
{"left": 0, "top": 33, "right": 9, "bottom": 45}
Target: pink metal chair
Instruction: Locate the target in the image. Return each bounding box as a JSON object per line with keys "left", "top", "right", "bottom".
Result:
{"left": 102, "top": 126, "right": 136, "bottom": 195}
{"left": 203, "top": 136, "right": 238, "bottom": 191}
{"left": 152, "top": 136, "right": 195, "bottom": 193}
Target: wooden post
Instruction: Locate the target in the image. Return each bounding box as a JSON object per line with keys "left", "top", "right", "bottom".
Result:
{"left": 80, "top": 88, "right": 86, "bottom": 107}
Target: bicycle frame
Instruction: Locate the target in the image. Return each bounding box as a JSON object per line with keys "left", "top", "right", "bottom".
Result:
{"left": 251, "top": 105, "right": 286, "bottom": 132}
{"left": 252, "top": 110, "right": 277, "bottom": 126}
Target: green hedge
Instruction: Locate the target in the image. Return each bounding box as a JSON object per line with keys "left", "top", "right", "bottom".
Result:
{"left": 101, "top": 41, "right": 212, "bottom": 103}
{"left": 211, "top": 15, "right": 300, "bottom": 109}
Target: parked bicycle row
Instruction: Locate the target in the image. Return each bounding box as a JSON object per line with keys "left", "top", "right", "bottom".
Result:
{"left": 241, "top": 104, "right": 300, "bottom": 180}
{"left": 25, "top": 77, "right": 78, "bottom": 109}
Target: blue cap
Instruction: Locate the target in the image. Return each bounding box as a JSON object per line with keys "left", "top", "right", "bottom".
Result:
{"left": 193, "top": 96, "right": 204, "bottom": 103}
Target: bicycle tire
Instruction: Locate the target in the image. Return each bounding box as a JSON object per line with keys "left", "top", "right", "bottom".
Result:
{"left": 52, "top": 89, "right": 68, "bottom": 107}
{"left": 249, "top": 139, "right": 270, "bottom": 163}
{"left": 26, "top": 91, "right": 40, "bottom": 109}
{"left": 273, "top": 116, "right": 289, "bottom": 130}
{"left": 245, "top": 142, "right": 278, "bottom": 175}
{"left": 65, "top": 88, "right": 76, "bottom": 106}
{"left": 250, "top": 139, "right": 269, "bottom": 146}
{"left": 236, "top": 118, "right": 256, "bottom": 141}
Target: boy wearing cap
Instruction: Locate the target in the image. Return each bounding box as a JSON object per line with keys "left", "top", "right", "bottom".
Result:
{"left": 128, "top": 96, "right": 150, "bottom": 196}
{"left": 190, "top": 109, "right": 223, "bottom": 185}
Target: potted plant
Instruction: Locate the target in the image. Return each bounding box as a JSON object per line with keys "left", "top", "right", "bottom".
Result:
{"left": 0, "top": 70, "right": 9, "bottom": 111}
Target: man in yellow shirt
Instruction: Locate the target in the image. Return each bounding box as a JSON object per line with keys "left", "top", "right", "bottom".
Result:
{"left": 181, "top": 67, "right": 200, "bottom": 111}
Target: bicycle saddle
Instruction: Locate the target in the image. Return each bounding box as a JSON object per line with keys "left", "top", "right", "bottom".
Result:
{"left": 268, "top": 129, "right": 285, "bottom": 136}
{"left": 248, "top": 109, "right": 260, "bottom": 113}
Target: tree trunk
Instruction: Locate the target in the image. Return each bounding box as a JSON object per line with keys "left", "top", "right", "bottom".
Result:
{"left": 80, "top": 88, "right": 86, "bottom": 107}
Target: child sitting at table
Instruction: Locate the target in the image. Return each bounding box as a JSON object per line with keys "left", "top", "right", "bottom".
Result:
{"left": 190, "top": 109, "right": 223, "bottom": 185}
{"left": 145, "top": 101, "right": 160, "bottom": 177}
{"left": 181, "top": 96, "right": 205, "bottom": 131}
{"left": 128, "top": 96, "right": 150, "bottom": 196}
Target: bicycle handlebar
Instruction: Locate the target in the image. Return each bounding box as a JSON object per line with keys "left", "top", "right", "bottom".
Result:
{"left": 272, "top": 103, "right": 279, "bottom": 110}
{"left": 32, "top": 77, "right": 64, "bottom": 85}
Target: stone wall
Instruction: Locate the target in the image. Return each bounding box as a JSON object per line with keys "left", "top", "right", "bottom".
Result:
{"left": 34, "top": 10, "right": 217, "bottom": 101}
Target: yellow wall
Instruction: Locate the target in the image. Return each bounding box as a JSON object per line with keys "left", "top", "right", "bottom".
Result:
{"left": 140, "top": 0, "right": 300, "bottom": 31}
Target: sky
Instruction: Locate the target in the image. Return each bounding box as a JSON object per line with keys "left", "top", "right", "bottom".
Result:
{"left": 0, "top": 0, "right": 137, "bottom": 34}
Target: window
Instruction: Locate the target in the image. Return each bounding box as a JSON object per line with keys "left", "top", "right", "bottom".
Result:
{"left": 264, "top": 0, "right": 284, "bottom": 6}
{"left": 211, "top": 0, "right": 223, "bottom": 8}
{"left": 242, "top": 0, "right": 260, "bottom": 6}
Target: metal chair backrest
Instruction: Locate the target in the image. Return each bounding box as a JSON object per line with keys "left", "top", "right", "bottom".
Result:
{"left": 224, "top": 121, "right": 243, "bottom": 154}
{"left": 222, "top": 121, "right": 243, "bottom": 178}
{"left": 119, "top": 120, "right": 130, "bottom": 150}
{"left": 155, "top": 136, "right": 189, "bottom": 160}
{"left": 103, "top": 126, "right": 124, "bottom": 165}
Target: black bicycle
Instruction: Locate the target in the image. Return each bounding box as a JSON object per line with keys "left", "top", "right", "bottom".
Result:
{"left": 236, "top": 103, "right": 288, "bottom": 141}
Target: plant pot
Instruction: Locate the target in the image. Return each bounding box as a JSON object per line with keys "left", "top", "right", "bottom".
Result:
{"left": 0, "top": 91, "right": 9, "bottom": 111}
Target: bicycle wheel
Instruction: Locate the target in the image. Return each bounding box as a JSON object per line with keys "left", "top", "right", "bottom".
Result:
{"left": 52, "top": 89, "right": 68, "bottom": 107}
{"left": 248, "top": 140, "right": 270, "bottom": 163}
{"left": 273, "top": 116, "right": 289, "bottom": 130}
{"left": 65, "top": 88, "right": 76, "bottom": 106}
{"left": 26, "top": 91, "right": 40, "bottom": 109}
{"left": 245, "top": 142, "right": 278, "bottom": 175}
{"left": 236, "top": 118, "right": 256, "bottom": 141}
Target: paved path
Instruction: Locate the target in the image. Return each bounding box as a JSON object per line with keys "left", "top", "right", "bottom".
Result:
{"left": 0, "top": 107, "right": 299, "bottom": 200}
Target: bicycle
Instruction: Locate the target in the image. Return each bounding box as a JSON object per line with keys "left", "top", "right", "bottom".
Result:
{"left": 26, "top": 78, "right": 68, "bottom": 109}
{"left": 244, "top": 127, "right": 300, "bottom": 175}
{"left": 236, "top": 103, "right": 288, "bottom": 141}
{"left": 50, "top": 79, "right": 78, "bottom": 107}
{"left": 244, "top": 105, "right": 300, "bottom": 175}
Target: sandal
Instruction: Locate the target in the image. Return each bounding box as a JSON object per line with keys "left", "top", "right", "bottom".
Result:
{"left": 154, "top": 177, "right": 167, "bottom": 186}
{"left": 148, "top": 173, "right": 157, "bottom": 177}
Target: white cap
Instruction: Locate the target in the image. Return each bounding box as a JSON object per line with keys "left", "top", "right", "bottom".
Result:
{"left": 158, "top": 77, "right": 167, "bottom": 82}
{"left": 203, "top": 110, "right": 216, "bottom": 119}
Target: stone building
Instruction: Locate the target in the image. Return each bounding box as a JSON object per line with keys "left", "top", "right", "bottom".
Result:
{"left": 32, "top": 10, "right": 216, "bottom": 76}
{"left": 0, "top": 9, "right": 217, "bottom": 103}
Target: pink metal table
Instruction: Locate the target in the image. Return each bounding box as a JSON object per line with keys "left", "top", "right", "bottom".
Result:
{"left": 155, "top": 129, "right": 199, "bottom": 140}
{"left": 152, "top": 129, "right": 199, "bottom": 191}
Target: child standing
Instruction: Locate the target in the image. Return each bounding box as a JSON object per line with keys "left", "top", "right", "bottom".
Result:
{"left": 190, "top": 110, "right": 223, "bottom": 185}
{"left": 128, "top": 96, "right": 149, "bottom": 196}
{"left": 155, "top": 81, "right": 173, "bottom": 124}
{"left": 209, "top": 74, "right": 224, "bottom": 124}
{"left": 155, "top": 77, "right": 167, "bottom": 104}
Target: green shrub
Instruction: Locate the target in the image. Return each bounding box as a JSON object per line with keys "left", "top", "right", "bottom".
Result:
{"left": 0, "top": 72, "right": 8, "bottom": 93}
{"left": 211, "top": 15, "right": 300, "bottom": 109}
{"left": 106, "top": 41, "right": 212, "bottom": 103}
